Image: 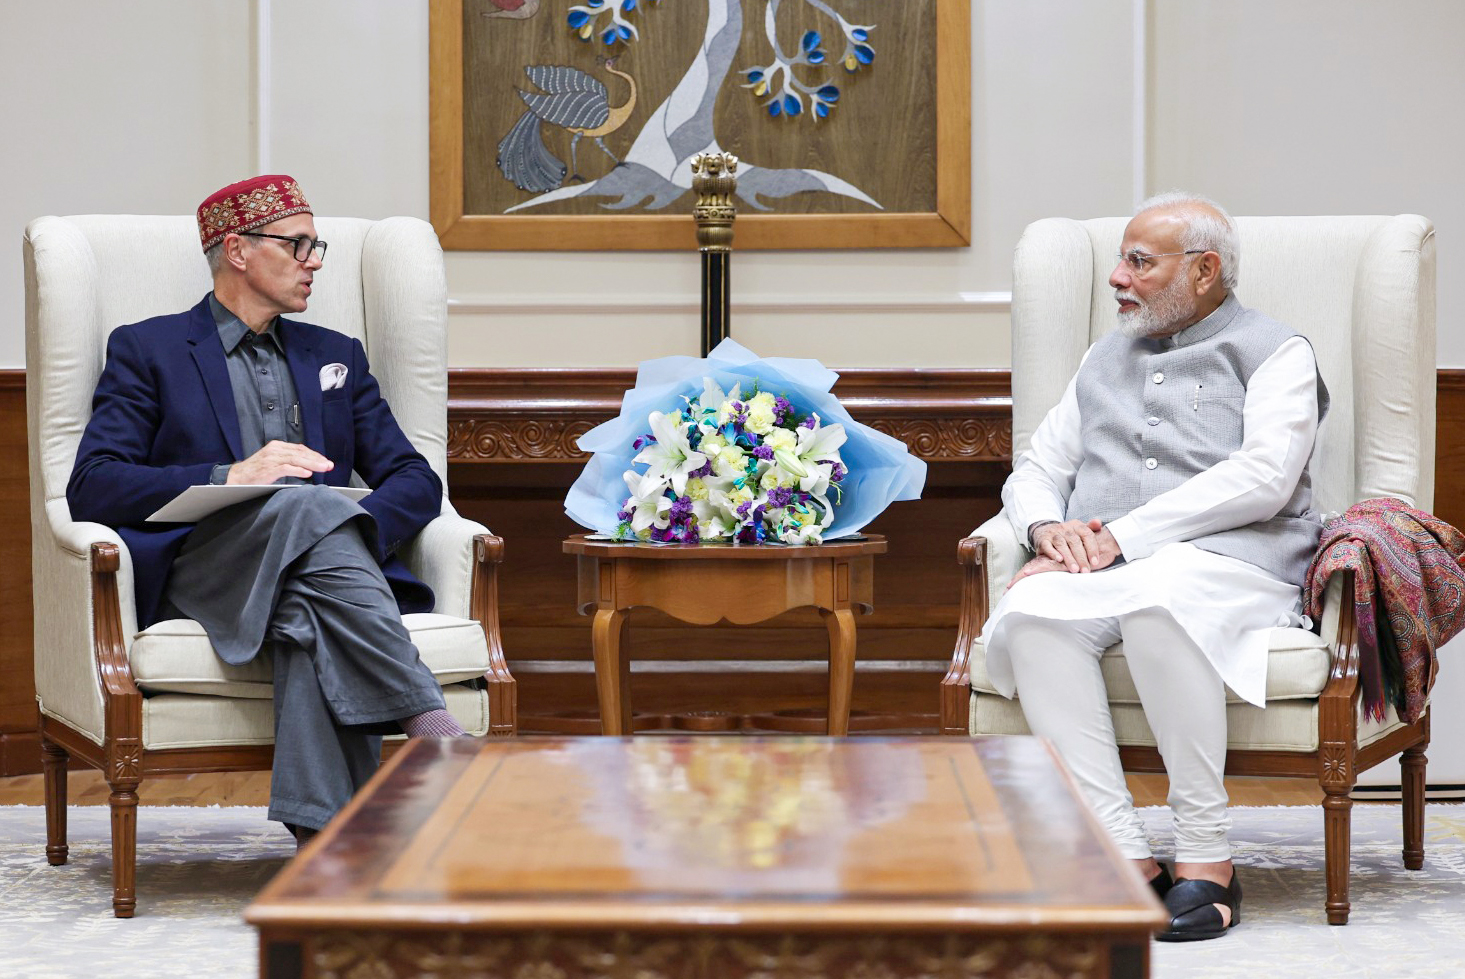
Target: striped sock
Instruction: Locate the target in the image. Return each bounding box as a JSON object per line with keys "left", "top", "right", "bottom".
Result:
{"left": 400, "top": 708, "right": 466, "bottom": 738}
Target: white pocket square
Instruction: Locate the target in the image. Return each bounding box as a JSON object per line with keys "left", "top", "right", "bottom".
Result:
{"left": 319, "top": 363, "right": 348, "bottom": 391}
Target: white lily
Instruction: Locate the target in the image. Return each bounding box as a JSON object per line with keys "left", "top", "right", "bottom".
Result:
{"left": 775, "top": 418, "right": 846, "bottom": 495}
{"left": 633, "top": 410, "right": 706, "bottom": 498}
{"left": 690, "top": 377, "right": 736, "bottom": 423}
{"left": 622, "top": 470, "right": 672, "bottom": 537}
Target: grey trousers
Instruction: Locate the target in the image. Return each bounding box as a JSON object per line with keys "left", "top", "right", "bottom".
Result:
{"left": 163, "top": 486, "right": 446, "bottom": 830}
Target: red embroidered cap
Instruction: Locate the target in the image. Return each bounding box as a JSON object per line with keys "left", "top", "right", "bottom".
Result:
{"left": 196, "top": 174, "right": 312, "bottom": 252}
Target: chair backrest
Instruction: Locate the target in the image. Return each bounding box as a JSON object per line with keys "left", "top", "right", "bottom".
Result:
{"left": 1011, "top": 215, "right": 1437, "bottom": 516}
{"left": 23, "top": 214, "right": 451, "bottom": 518}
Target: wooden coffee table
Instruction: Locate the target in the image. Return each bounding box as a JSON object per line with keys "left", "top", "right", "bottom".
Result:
{"left": 562, "top": 534, "right": 887, "bottom": 736}
{"left": 248, "top": 736, "right": 1164, "bottom": 979}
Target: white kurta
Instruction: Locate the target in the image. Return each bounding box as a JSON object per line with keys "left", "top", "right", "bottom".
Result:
{"left": 981, "top": 336, "right": 1321, "bottom": 707}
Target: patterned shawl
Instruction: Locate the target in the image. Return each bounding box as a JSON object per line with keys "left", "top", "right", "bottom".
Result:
{"left": 1304, "top": 498, "right": 1465, "bottom": 723}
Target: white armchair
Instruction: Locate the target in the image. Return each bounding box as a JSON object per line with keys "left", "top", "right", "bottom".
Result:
{"left": 24, "top": 214, "right": 515, "bottom": 917}
{"left": 941, "top": 214, "right": 1436, "bottom": 925}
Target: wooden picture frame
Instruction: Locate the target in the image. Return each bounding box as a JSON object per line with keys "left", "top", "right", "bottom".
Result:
{"left": 430, "top": 0, "right": 970, "bottom": 250}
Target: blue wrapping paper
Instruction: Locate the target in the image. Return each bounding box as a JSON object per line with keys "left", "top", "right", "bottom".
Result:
{"left": 565, "top": 340, "right": 927, "bottom": 540}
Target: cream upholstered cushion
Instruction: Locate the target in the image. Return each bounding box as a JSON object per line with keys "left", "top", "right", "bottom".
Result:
{"left": 968, "top": 628, "right": 1330, "bottom": 705}
{"left": 140, "top": 683, "right": 490, "bottom": 749}
{"left": 25, "top": 213, "right": 497, "bottom": 748}
{"left": 969, "top": 687, "right": 1406, "bottom": 754}
{"left": 130, "top": 613, "right": 491, "bottom": 699}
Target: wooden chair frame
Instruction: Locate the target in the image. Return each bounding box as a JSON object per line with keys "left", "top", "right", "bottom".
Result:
{"left": 940, "top": 535, "right": 1430, "bottom": 925}
{"left": 40, "top": 533, "right": 516, "bottom": 918}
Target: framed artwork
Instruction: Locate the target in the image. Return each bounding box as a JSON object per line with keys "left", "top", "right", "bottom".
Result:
{"left": 430, "top": 0, "right": 970, "bottom": 250}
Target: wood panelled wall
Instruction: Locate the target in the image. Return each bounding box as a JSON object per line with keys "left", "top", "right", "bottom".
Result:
{"left": 2, "top": 369, "right": 1463, "bottom": 770}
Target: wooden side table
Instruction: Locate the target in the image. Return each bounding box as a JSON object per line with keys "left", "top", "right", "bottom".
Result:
{"left": 563, "top": 534, "right": 887, "bottom": 735}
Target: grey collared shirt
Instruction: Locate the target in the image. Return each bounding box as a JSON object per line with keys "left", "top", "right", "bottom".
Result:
{"left": 207, "top": 293, "right": 305, "bottom": 484}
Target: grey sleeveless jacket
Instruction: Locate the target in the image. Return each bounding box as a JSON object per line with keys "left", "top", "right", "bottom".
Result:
{"left": 1066, "top": 292, "right": 1330, "bottom": 586}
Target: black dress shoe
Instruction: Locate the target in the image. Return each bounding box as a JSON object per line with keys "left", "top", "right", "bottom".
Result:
{"left": 1147, "top": 862, "right": 1175, "bottom": 898}
{"left": 1155, "top": 870, "right": 1241, "bottom": 942}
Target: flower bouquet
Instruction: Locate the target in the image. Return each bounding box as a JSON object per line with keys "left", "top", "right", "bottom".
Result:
{"left": 566, "top": 340, "right": 926, "bottom": 545}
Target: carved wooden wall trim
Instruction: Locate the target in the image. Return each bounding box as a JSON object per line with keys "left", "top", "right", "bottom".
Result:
{"left": 446, "top": 368, "right": 1015, "bottom": 463}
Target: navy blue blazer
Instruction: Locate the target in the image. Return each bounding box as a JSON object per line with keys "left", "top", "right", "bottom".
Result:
{"left": 67, "top": 296, "right": 441, "bottom": 629}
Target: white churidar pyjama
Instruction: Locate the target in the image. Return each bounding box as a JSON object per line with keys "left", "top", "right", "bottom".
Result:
{"left": 997, "top": 605, "right": 1231, "bottom": 862}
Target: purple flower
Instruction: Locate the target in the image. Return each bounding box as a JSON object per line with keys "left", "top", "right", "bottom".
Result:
{"left": 684, "top": 522, "right": 701, "bottom": 544}
{"left": 669, "top": 496, "right": 693, "bottom": 520}
{"left": 820, "top": 460, "right": 847, "bottom": 483}
{"left": 737, "top": 522, "right": 764, "bottom": 545}
{"left": 752, "top": 444, "right": 774, "bottom": 461}
{"left": 617, "top": 508, "right": 632, "bottom": 522}
{"left": 773, "top": 396, "right": 792, "bottom": 423}
{"left": 800, "top": 415, "right": 817, "bottom": 430}
{"left": 768, "top": 486, "right": 793, "bottom": 509}
{"left": 736, "top": 501, "right": 752, "bottom": 518}
{"left": 631, "top": 432, "right": 657, "bottom": 451}
{"left": 688, "top": 459, "right": 713, "bottom": 478}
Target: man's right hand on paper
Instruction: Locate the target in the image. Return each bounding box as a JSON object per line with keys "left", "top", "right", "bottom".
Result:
{"left": 226, "top": 440, "right": 335, "bottom": 484}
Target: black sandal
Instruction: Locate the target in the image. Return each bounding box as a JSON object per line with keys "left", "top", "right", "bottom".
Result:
{"left": 1155, "top": 871, "right": 1241, "bottom": 942}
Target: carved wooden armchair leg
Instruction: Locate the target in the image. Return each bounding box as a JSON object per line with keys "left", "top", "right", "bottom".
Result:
{"left": 1401, "top": 733, "right": 1428, "bottom": 871}
{"left": 1320, "top": 763, "right": 1354, "bottom": 925}
{"left": 108, "top": 767, "right": 142, "bottom": 918}
{"left": 41, "top": 737, "right": 69, "bottom": 866}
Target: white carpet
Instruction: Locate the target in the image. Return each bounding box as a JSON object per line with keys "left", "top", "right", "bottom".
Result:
{"left": 0, "top": 803, "right": 1462, "bottom": 978}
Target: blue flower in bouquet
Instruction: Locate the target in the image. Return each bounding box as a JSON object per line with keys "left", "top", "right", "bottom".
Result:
{"left": 565, "top": 340, "right": 926, "bottom": 544}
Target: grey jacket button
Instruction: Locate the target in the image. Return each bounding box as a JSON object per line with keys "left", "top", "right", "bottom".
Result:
{"left": 1152, "top": 371, "right": 1165, "bottom": 384}
{"left": 1144, "top": 457, "right": 1158, "bottom": 470}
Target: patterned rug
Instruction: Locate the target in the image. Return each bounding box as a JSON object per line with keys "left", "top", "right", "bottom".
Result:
{"left": 0, "top": 803, "right": 1462, "bottom": 978}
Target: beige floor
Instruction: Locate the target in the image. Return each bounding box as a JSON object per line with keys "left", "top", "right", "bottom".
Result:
{"left": 0, "top": 768, "right": 1324, "bottom": 808}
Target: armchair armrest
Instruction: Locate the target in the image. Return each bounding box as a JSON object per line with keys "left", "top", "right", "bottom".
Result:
{"left": 939, "top": 511, "right": 1028, "bottom": 735}
{"left": 396, "top": 506, "right": 516, "bottom": 735}
{"left": 399, "top": 509, "right": 487, "bottom": 619}
{"left": 1317, "top": 568, "right": 1362, "bottom": 748}
{"left": 33, "top": 500, "right": 142, "bottom": 744}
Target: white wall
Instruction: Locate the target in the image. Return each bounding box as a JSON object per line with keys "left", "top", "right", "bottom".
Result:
{"left": 9, "top": 1, "right": 1457, "bottom": 370}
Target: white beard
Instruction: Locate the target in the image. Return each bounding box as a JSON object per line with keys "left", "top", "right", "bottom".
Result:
{"left": 1116, "top": 274, "right": 1197, "bottom": 339}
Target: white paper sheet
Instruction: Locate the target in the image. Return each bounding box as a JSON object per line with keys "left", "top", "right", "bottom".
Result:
{"left": 146, "top": 484, "right": 371, "bottom": 523}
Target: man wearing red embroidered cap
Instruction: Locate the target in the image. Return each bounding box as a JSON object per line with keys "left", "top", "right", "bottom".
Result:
{"left": 68, "top": 175, "right": 467, "bottom": 846}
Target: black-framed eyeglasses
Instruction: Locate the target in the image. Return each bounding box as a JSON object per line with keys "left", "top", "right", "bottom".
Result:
{"left": 1116, "top": 249, "right": 1205, "bottom": 275}
{"left": 239, "top": 232, "right": 328, "bottom": 263}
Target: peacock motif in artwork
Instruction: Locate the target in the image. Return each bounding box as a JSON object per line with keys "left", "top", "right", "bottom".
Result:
{"left": 496, "top": 58, "right": 638, "bottom": 193}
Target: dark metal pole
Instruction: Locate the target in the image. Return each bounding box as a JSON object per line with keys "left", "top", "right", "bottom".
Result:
{"left": 691, "top": 153, "right": 738, "bottom": 356}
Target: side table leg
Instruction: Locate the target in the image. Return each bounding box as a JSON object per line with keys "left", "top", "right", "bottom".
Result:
{"left": 592, "top": 609, "right": 633, "bottom": 735}
{"left": 821, "top": 607, "right": 857, "bottom": 736}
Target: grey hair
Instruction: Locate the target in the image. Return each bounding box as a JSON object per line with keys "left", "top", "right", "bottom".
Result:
{"left": 1136, "top": 190, "right": 1240, "bottom": 290}
{"left": 204, "top": 235, "right": 258, "bottom": 276}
